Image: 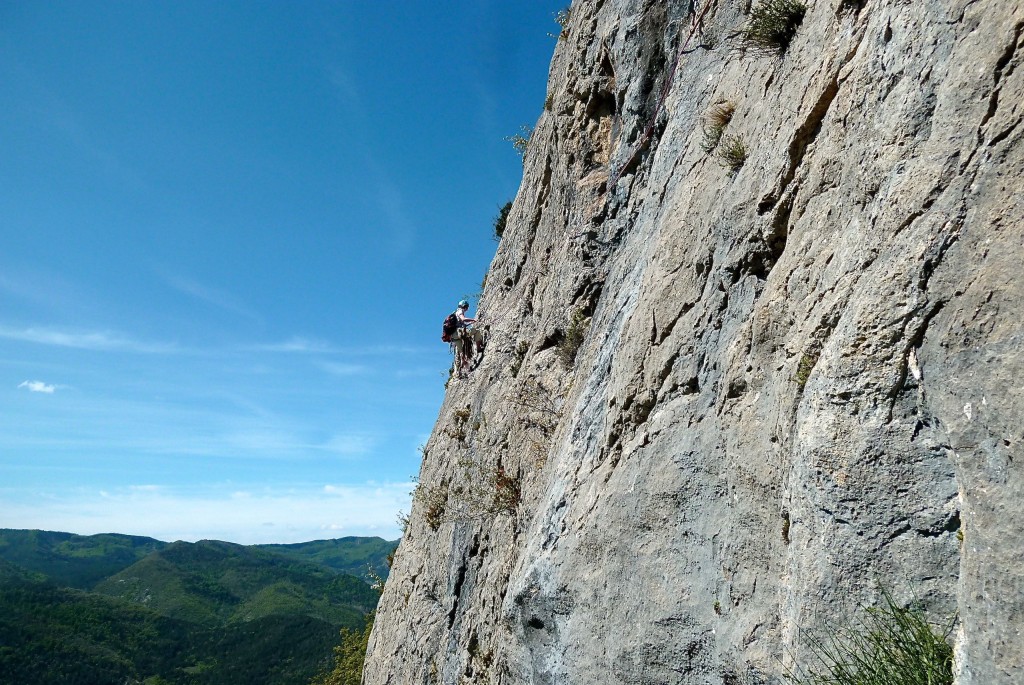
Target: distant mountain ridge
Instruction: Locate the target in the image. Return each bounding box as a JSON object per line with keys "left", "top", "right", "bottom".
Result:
{"left": 95, "top": 538, "right": 377, "bottom": 626}
{"left": 0, "top": 529, "right": 397, "bottom": 685}
{"left": 0, "top": 529, "right": 165, "bottom": 588}
{"left": 255, "top": 536, "right": 396, "bottom": 580}
{"left": 0, "top": 529, "right": 397, "bottom": 585}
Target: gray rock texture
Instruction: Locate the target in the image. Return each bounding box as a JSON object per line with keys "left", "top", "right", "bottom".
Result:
{"left": 365, "top": 0, "right": 1023, "bottom": 683}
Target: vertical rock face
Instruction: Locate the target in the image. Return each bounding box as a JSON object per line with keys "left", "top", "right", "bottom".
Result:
{"left": 365, "top": 0, "right": 1023, "bottom": 683}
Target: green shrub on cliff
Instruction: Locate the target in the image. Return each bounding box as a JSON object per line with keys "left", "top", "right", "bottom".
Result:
{"left": 788, "top": 591, "right": 954, "bottom": 685}
{"left": 556, "top": 310, "right": 590, "bottom": 367}
{"left": 493, "top": 201, "right": 512, "bottom": 241}
{"left": 310, "top": 613, "right": 375, "bottom": 685}
{"left": 743, "top": 0, "right": 807, "bottom": 53}
{"left": 718, "top": 135, "right": 748, "bottom": 174}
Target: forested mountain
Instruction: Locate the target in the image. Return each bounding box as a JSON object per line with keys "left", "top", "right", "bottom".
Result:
{"left": 0, "top": 529, "right": 165, "bottom": 588}
{"left": 95, "top": 539, "right": 379, "bottom": 626}
{"left": 256, "top": 537, "right": 396, "bottom": 581}
{"left": 0, "top": 529, "right": 396, "bottom": 685}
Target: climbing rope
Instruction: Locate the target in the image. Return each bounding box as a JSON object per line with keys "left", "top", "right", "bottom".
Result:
{"left": 607, "top": 0, "right": 716, "bottom": 189}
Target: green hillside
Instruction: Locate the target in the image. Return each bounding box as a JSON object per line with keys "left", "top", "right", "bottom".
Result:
{"left": 0, "top": 575, "right": 191, "bottom": 684}
{"left": 0, "top": 530, "right": 390, "bottom": 685}
{"left": 94, "top": 540, "right": 378, "bottom": 626}
{"left": 0, "top": 529, "right": 165, "bottom": 588}
{"left": 0, "top": 574, "right": 344, "bottom": 685}
{"left": 256, "top": 536, "right": 398, "bottom": 580}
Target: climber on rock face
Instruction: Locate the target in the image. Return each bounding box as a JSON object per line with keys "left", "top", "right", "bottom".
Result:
{"left": 443, "top": 299, "right": 487, "bottom": 378}
{"left": 455, "top": 300, "right": 487, "bottom": 370}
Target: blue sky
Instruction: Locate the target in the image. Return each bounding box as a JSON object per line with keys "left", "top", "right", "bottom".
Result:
{"left": 0, "top": 1, "right": 561, "bottom": 544}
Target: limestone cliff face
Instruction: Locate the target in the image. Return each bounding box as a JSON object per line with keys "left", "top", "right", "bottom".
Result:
{"left": 365, "top": 0, "right": 1023, "bottom": 683}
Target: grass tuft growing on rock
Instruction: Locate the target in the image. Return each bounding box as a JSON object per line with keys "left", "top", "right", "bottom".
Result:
{"left": 743, "top": 0, "right": 807, "bottom": 53}
{"left": 718, "top": 135, "right": 748, "bottom": 174}
{"left": 413, "top": 460, "right": 521, "bottom": 531}
{"left": 556, "top": 310, "right": 590, "bottom": 367}
{"left": 417, "top": 484, "right": 448, "bottom": 531}
{"left": 795, "top": 348, "right": 820, "bottom": 391}
{"left": 788, "top": 590, "right": 954, "bottom": 685}
{"left": 702, "top": 102, "right": 736, "bottom": 153}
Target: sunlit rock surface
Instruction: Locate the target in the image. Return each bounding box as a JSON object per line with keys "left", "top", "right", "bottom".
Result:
{"left": 365, "top": 1, "right": 1023, "bottom": 683}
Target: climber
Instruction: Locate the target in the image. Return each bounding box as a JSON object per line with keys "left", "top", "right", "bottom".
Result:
{"left": 445, "top": 300, "right": 486, "bottom": 378}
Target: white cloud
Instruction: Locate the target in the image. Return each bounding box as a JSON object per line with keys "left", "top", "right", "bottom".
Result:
{"left": 321, "top": 434, "right": 375, "bottom": 455}
{"left": 18, "top": 380, "right": 56, "bottom": 393}
{"left": 322, "top": 361, "right": 369, "bottom": 376}
{"left": 250, "top": 337, "right": 432, "bottom": 357}
{"left": 251, "top": 337, "right": 339, "bottom": 354}
{"left": 0, "top": 482, "right": 413, "bottom": 544}
{"left": 0, "top": 325, "right": 180, "bottom": 354}
{"left": 222, "top": 428, "right": 304, "bottom": 453}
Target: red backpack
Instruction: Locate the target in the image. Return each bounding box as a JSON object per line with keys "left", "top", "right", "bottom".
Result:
{"left": 441, "top": 313, "right": 459, "bottom": 342}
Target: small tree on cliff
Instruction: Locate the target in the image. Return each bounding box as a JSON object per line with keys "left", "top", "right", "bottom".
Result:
{"left": 309, "top": 612, "right": 375, "bottom": 685}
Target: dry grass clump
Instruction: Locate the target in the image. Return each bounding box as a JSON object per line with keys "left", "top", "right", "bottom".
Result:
{"left": 552, "top": 7, "right": 570, "bottom": 38}
{"left": 702, "top": 101, "right": 736, "bottom": 153}
{"left": 420, "top": 485, "right": 448, "bottom": 531}
{"left": 505, "top": 125, "right": 533, "bottom": 161}
{"left": 449, "top": 458, "right": 521, "bottom": 520}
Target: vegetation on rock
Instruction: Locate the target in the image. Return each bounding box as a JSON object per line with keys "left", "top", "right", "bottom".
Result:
{"left": 556, "top": 310, "right": 590, "bottom": 367}
{"left": 551, "top": 7, "right": 571, "bottom": 39}
{"left": 742, "top": 0, "right": 807, "bottom": 53}
{"left": 309, "top": 613, "right": 375, "bottom": 685}
{"left": 788, "top": 591, "right": 954, "bottom": 685}
{"left": 505, "top": 125, "right": 533, "bottom": 161}
{"left": 493, "top": 201, "right": 512, "bottom": 241}
{"left": 702, "top": 102, "right": 736, "bottom": 153}
{"left": 718, "top": 135, "right": 748, "bottom": 174}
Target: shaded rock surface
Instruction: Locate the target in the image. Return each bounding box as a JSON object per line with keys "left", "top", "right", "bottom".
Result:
{"left": 366, "top": 0, "right": 1023, "bottom": 683}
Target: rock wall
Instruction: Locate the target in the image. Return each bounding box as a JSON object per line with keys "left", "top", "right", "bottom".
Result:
{"left": 365, "top": 0, "right": 1023, "bottom": 683}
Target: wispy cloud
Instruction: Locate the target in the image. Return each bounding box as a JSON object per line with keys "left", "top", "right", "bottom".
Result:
{"left": 160, "top": 272, "right": 263, "bottom": 324}
{"left": 0, "top": 325, "right": 181, "bottom": 354}
{"left": 250, "top": 337, "right": 340, "bottom": 354}
{"left": 365, "top": 156, "right": 416, "bottom": 257}
{"left": 0, "top": 267, "right": 97, "bottom": 315}
{"left": 18, "top": 380, "right": 56, "bottom": 394}
{"left": 324, "top": 61, "right": 414, "bottom": 258}
{"left": 326, "top": 64, "right": 367, "bottom": 116}
{"left": 221, "top": 428, "right": 308, "bottom": 454}
{"left": 321, "top": 434, "right": 375, "bottom": 455}
{"left": 321, "top": 361, "right": 369, "bottom": 376}
{"left": 0, "top": 482, "right": 412, "bottom": 544}
{"left": 250, "top": 337, "right": 432, "bottom": 357}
